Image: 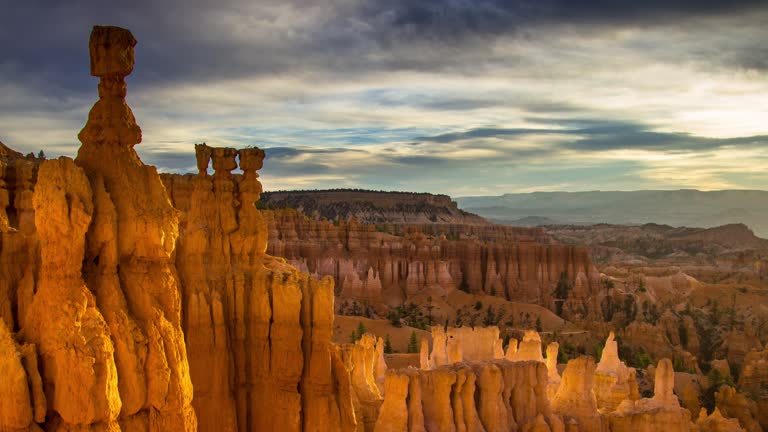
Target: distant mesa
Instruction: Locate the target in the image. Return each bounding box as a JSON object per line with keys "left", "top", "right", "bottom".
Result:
{"left": 456, "top": 189, "right": 768, "bottom": 238}
{"left": 261, "top": 189, "right": 489, "bottom": 225}
{"left": 503, "top": 215, "right": 561, "bottom": 226}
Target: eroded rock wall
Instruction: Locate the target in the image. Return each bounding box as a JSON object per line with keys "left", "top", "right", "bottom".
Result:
{"left": 162, "top": 144, "right": 355, "bottom": 432}
{"left": 264, "top": 209, "right": 599, "bottom": 315}
{"left": 374, "top": 360, "right": 563, "bottom": 432}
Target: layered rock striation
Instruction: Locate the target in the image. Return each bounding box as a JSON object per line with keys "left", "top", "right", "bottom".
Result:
{"left": 374, "top": 360, "right": 563, "bottom": 432}
{"left": 264, "top": 208, "right": 599, "bottom": 315}
{"left": 162, "top": 144, "right": 355, "bottom": 431}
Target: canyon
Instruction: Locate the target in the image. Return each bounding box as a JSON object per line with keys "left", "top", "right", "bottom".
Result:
{"left": 0, "top": 25, "right": 766, "bottom": 432}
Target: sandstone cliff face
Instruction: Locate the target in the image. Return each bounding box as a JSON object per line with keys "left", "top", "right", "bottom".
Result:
{"left": 163, "top": 145, "right": 362, "bottom": 431}
{"left": 374, "top": 360, "right": 563, "bottom": 432}
{"left": 162, "top": 144, "right": 355, "bottom": 432}
{"left": 550, "top": 356, "right": 603, "bottom": 431}
{"left": 1, "top": 25, "right": 357, "bottom": 432}
{"left": 0, "top": 319, "right": 43, "bottom": 432}
{"left": 0, "top": 154, "right": 39, "bottom": 336}
{"left": 336, "top": 334, "right": 386, "bottom": 431}
{"left": 0, "top": 26, "right": 197, "bottom": 431}
{"left": 263, "top": 208, "right": 599, "bottom": 315}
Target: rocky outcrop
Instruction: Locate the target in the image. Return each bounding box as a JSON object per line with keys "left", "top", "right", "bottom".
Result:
{"left": 619, "top": 321, "right": 700, "bottom": 374}
{"left": 338, "top": 334, "right": 385, "bottom": 431}
{"left": 427, "top": 326, "right": 502, "bottom": 367}
{"left": 545, "top": 342, "right": 562, "bottom": 399}
{"left": 264, "top": 208, "right": 599, "bottom": 314}
{"left": 511, "top": 330, "right": 545, "bottom": 362}
{"left": 594, "top": 332, "right": 639, "bottom": 412}
{"left": 75, "top": 26, "right": 196, "bottom": 430}
{"left": 0, "top": 320, "right": 42, "bottom": 432}
{"left": 0, "top": 153, "right": 40, "bottom": 337}
{"left": 737, "top": 348, "right": 768, "bottom": 430}
{"left": 697, "top": 408, "right": 747, "bottom": 432}
{"left": 23, "top": 157, "right": 123, "bottom": 430}
{"left": 675, "top": 373, "right": 704, "bottom": 421}
{"left": 550, "top": 356, "right": 603, "bottom": 431}
{"left": 374, "top": 360, "right": 563, "bottom": 432}
{"left": 607, "top": 359, "right": 692, "bottom": 432}
{"left": 715, "top": 386, "right": 762, "bottom": 432}
{"left": 719, "top": 326, "right": 763, "bottom": 369}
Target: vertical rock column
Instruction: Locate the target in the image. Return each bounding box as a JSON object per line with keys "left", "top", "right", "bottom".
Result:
{"left": 75, "top": 25, "right": 196, "bottom": 430}
{"left": 23, "top": 158, "right": 121, "bottom": 430}
{"left": 169, "top": 144, "right": 354, "bottom": 431}
{"left": 177, "top": 144, "right": 238, "bottom": 432}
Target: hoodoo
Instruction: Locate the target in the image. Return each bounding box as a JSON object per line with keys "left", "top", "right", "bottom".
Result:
{"left": 0, "top": 23, "right": 762, "bottom": 432}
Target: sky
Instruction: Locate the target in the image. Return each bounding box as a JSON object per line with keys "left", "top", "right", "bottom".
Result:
{"left": 1, "top": 0, "right": 767, "bottom": 196}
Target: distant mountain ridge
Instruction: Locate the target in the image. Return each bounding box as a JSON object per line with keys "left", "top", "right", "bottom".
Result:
{"left": 261, "top": 189, "right": 489, "bottom": 225}
{"left": 456, "top": 189, "right": 768, "bottom": 237}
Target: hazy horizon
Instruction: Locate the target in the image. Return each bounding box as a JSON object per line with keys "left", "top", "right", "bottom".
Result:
{"left": 2, "top": 0, "right": 767, "bottom": 196}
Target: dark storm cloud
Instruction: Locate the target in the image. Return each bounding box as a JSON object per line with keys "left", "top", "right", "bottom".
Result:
{"left": 414, "top": 119, "right": 768, "bottom": 152}
{"left": 358, "top": 0, "right": 766, "bottom": 42}
{"left": 569, "top": 131, "right": 768, "bottom": 152}
{"left": 2, "top": 0, "right": 766, "bottom": 101}
{"left": 416, "top": 127, "right": 564, "bottom": 143}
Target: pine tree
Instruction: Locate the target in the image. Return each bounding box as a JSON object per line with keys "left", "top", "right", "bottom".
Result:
{"left": 350, "top": 321, "right": 367, "bottom": 343}
{"left": 356, "top": 322, "right": 367, "bottom": 340}
{"left": 407, "top": 331, "right": 419, "bottom": 353}
{"left": 384, "top": 334, "right": 394, "bottom": 354}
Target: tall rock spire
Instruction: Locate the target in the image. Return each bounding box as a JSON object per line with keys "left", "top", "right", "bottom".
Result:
{"left": 76, "top": 25, "right": 197, "bottom": 431}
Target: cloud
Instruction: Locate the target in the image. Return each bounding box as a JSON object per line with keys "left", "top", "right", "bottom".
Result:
{"left": 413, "top": 119, "right": 768, "bottom": 153}
{"left": 0, "top": 0, "right": 766, "bottom": 195}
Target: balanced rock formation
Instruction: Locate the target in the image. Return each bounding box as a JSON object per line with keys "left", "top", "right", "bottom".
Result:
{"left": 76, "top": 26, "right": 196, "bottom": 430}
{"left": 0, "top": 26, "right": 198, "bottom": 431}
